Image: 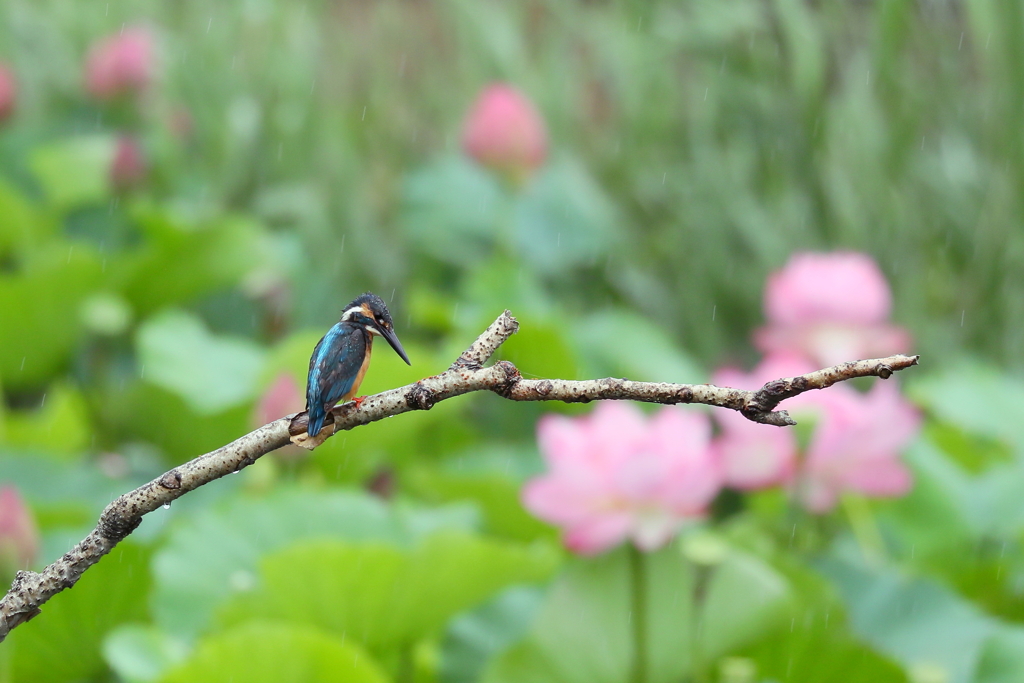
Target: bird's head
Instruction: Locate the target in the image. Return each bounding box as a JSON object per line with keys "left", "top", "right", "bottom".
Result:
{"left": 341, "top": 293, "right": 411, "bottom": 365}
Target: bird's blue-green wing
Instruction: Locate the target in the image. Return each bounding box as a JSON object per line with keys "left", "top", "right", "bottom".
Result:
{"left": 306, "top": 322, "right": 367, "bottom": 436}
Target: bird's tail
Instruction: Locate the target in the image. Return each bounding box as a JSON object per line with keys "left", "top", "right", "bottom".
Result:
{"left": 307, "top": 403, "right": 326, "bottom": 437}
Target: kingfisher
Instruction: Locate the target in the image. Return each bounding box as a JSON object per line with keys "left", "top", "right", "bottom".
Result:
{"left": 305, "top": 292, "right": 411, "bottom": 437}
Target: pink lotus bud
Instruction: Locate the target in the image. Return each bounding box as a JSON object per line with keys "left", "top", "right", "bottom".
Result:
{"left": 522, "top": 402, "right": 721, "bottom": 555}
{"left": 110, "top": 136, "right": 147, "bottom": 191}
{"left": 85, "top": 28, "right": 154, "bottom": 100}
{"left": 0, "top": 487, "right": 39, "bottom": 577}
{"left": 461, "top": 84, "right": 548, "bottom": 183}
{"left": 0, "top": 64, "right": 16, "bottom": 123}
{"left": 755, "top": 252, "right": 912, "bottom": 367}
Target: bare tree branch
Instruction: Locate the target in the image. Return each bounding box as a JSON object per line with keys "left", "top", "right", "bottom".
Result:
{"left": 0, "top": 310, "right": 919, "bottom": 640}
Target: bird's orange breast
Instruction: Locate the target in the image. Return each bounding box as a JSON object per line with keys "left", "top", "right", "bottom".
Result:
{"left": 343, "top": 333, "right": 373, "bottom": 401}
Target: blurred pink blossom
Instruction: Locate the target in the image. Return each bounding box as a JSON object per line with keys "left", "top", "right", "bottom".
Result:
{"left": 0, "top": 487, "right": 39, "bottom": 576}
{"left": 712, "top": 417, "right": 795, "bottom": 491}
{"left": 797, "top": 381, "right": 920, "bottom": 512}
{"left": 110, "top": 135, "right": 147, "bottom": 190}
{"left": 754, "top": 252, "right": 911, "bottom": 367}
{"left": 85, "top": 28, "right": 154, "bottom": 99}
{"left": 462, "top": 84, "right": 548, "bottom": 183}
{"left": 255, "top": 372, "right": 305, "bottom": 425}
{"left": 0, "top": 64, "right": 15, "bottom": 123}
{"left": 711, "top": 351, "right": 919, "bottom": 511}
{"left": 522, "top": 402, "right": 721, "bottom": 555}
{"left": 255, "top": 373, "right": 308, "bottom": 464}
{"left": 711, "top": 353, "right": 813, "bottom": 490}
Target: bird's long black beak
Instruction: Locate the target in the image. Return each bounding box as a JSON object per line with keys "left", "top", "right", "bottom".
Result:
{"left": 379, "top": 325, "right": 411, "bottom": 365}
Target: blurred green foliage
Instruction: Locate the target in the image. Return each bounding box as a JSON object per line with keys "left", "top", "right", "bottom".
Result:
{"left": 2, "top": 0, "right": 1024, "bottom": 682}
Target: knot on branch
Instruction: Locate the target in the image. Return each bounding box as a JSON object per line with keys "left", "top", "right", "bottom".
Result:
{"left": 235, "top": 455, "right": 257, "bottom": 470}
{"left": 98, "top": 508, "right": 142, "bottom": 542}
{"left": 742, "top": 382, "right": 799, "bottom": 426}
{"left": 767, "top": 376, "right": 807, "bottom": 398}
{"left": 536, "top": 380, "right": 556, "bottom": 397}
{"left": 12, "top": 570, "right": 38, "bottom": 587}
{"left": 602, "top": 377, "right": 625, "bottom": 391}
{"left": 407, "top": 383, "right": 438, "bottom": 411}
{"left": 8, "top": 570, "right": 42, "bottom": 599}
{"left": 877, "top": 364, "right": 893, "bottom": 379}
{"left": 493, "top": 360, "right": 522, "bottom": 398}
{"left": 158, "top": 470, "right": 182, "bottom": 490}
{"left": 783, "top": 377, "right": 809, "bottom": 394}
{"left": 6, "top": 572, "right": 42, "bottom": 619}
{"left": 749, "top": 376, "right": 807, "bottom": 414}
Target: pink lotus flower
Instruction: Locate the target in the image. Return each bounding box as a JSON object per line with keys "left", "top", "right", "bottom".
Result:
{"left": 462, "top": 84, "right": 548, "bottom": 183}
{"left": 711, "top": 353, "right": 813, "bottom": 490}
{"left": 754, "top": 252, "right": 911, "bottom": 367}
{"left": 85, "top": 28, "right": 154, "bottom": 99}
{"left": 0, "top": 487, "right": 39, "bottom": 577}
{"left": 522, "top": 402, "right": 721, "bottom": 555}
{"left": 796, "top": 381, "right": 920, "bottom": 512}
{"left": 0, "top": 64, "right": 15, "bottom": 123}
{"left": 110, "top": 136, "right": 147, "bottom": 190}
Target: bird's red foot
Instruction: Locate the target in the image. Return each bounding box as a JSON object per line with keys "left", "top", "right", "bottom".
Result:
{"left": 352, "top": 395, "right": 367, "bottom": 409}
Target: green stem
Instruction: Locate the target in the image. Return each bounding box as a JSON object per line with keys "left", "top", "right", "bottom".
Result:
{"left": 629, "top": 544, "right": 648, "bottom": 683}
{"left": 691, "top": 563, "right": 712, "bottom": 683}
